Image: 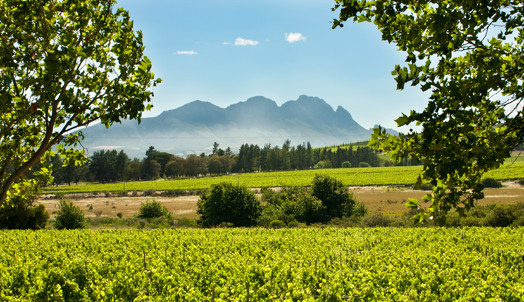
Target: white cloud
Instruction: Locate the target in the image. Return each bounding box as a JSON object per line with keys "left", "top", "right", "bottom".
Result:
{"left": 222, "top": 42, "right": 231, "bottom": 45}
{"left": 234, "top": 37, "right": 259, "bottom": 46}
{"left": 176, "top": 50, "right": 198, "bottom": 55}
{"left": 285, "top": 32, "right": 306, "bottom": 43}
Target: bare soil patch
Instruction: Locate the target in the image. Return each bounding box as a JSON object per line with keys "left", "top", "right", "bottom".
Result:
{"left": 37, "top": 181, "right": 523, "bottom": 219}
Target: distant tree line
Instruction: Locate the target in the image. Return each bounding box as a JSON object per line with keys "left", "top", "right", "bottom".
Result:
{"left": 47, "top": 140, "right": 416, "bottom": 185}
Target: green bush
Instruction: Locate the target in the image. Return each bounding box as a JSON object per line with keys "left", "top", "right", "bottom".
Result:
{"left": 518, "top": 179, "right": 524, "bottom": 186}
{"left": 197, "top": 183, "right": 262, "bottom": 227}
{"left": 358, "top": 162, "right": 370, "bottom": 167}
{"left": 362, "top": 214, "right": 392, "bottom": 227}
{"left": 313, "top": 160, "right": 332, "bottom": 169}
{"left": 485, "top": 207, "right": 516, "bottom": 227}
{"left": 311, "top": 174, "right": 356, "bottom": 219}
{"left": 481, "top": 178, "right": 503, "bottom": 188}
{"left": 54, "top": 199, "right": 86, "bottom": 229}
{"left": 138, "top": 200, "right": 173, "bottom": 220}
{"left": 269, "top": 220, "right": 286, "bottom": 229}
{"left": 341, "top": 161, "right": 352, "bottom": 168}
{"left": 0, "top": 195, "right": 49, "bottom": 229}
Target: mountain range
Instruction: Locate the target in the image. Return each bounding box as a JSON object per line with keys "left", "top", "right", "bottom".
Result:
{"left": 79, "top": 95, "right": 388, "bottom": 158}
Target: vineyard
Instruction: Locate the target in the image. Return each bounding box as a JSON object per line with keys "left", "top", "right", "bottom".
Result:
{"left": 0, "top": 228, "right": 522, "bottom": 301}
{"left": 43, "top": 162, "right": 524, "bottom": 194}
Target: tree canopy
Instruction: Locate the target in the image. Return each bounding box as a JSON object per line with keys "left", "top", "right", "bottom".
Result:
{"left": 333, "top": 0, "right": 524, "bottom": 222}
{"left": 0, "top": 0, "right": 160, "bottom": 206}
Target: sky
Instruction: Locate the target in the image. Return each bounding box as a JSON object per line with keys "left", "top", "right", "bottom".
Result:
{"left": 118, "top": 0, "right": 429, "bottom": 130}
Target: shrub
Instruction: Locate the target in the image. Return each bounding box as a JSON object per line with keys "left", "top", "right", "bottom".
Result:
{"left": 54, "top": 199, "right": 86, "bottom": 229}
{"left": 341, "top": 161, "right": 352, "bottom": 168}
{"left": 269, "top": 220, "right": 286, "bottom": 229}
{"left": 358, "top": 162, "right": 370, "bottom": 167}
{"left": 362, "top": 214, "right": 392, "bottom": 227}
{"left": 313, "top": 160, "right": 332, "bottom": 169}
{"left": 481, "top": 178, "right": 503, "bottom": 188}
{"left": 485, "top": 207, "right": 516, "bottom": 227}
{"left": 293, "top": 192, "right": 328, "bottom": 224}
{"left": 0, "top": 195, "right": 49, "bottom": 229}
{"left": 518, "top": 179, "right": 524, "bottom": 186}
{"left": 138, "top": 200, "right": 173, "bottom": 220}
{"left": 197, "top": 183, "right": 261, "bottom": 227}
{"left": 311, "top": 174, "right": 356, "bottom": 219}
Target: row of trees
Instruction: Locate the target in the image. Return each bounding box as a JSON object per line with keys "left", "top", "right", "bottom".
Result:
{"left": 49, "top": 141, "right": 390, "bottom": 184}
{"left": 198, "top": 174, "right": 366, "bottom": 227}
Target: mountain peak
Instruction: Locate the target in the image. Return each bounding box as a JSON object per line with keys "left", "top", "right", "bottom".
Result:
{"left": 80, "top": 95, "right": 373, "bottom": 157}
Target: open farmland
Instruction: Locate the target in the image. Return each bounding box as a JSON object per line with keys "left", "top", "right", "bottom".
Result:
{"left": 42, "top": 162, "right": 524, "bottom": 194}
{"left": 1, "top": 228, "right": 522, "bottom": 301}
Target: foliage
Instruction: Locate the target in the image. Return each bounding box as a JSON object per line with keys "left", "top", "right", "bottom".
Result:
{"left": 311, "top": 174, "right": 356, "bottom": 219}
{"left": 54, "top": 199, "right": 86, "bottom": 230}
{"left": 197, "top": 183, "right": 262, "bottom": 227}
{"left": 137, "top": 200, "right": 173, "bottom": 221}
{"left": 261, "top": 187, "right": 328, "bottom": 225}
{"left": 0, "top": 0, "right": 160, "bottom": 207}
{"left": 0, "top": 228, "right": 523, "bottom": 300}
{"left": 313, "top": 160, "right": 332, "bottom": 169}
{"left": 341, "top": 161, "right": 351, "bottom": 168}
{"left": 0, "top": 195, "right": 49, "bottom": 229}
{"left": 481, "top": 177, "right": 503, "bottom": 188}
{"left": 333, "top": 1, "right": 524, "bottom": 222}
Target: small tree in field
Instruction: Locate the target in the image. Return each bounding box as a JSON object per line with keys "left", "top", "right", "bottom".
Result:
{"left": 197, "top": 183, "right": 262, "bottom": 227}
{"left": 54, "top": 199, "right": 86, "bottom": 230}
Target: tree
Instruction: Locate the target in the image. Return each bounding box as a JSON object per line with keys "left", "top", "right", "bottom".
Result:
{"left": 197, "top": 183, "right": 262, "bottom": 227}
{"left": 0, "top": 0, "right": 160, "bottom": 208}
{"left": 141, "top": 159, "right": 161, "bottom": 180}
{"left": 333, "top": 1, "right": 524, "bottom": 222}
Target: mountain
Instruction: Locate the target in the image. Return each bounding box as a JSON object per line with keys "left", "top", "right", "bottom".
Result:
{"left": 79, "top": 95, "right": 375, "bottom": 158}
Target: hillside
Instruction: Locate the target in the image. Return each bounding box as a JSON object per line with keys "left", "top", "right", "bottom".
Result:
{"left": 80, "top": 95, "right": 378, "bottom": 158}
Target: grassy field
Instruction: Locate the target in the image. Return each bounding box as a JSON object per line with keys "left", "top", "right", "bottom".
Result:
{"left": 1, "top": 228, "right": 522, "bottom": 301}
{"left": 43, "top": 161, "right": 524, "bottom": 194}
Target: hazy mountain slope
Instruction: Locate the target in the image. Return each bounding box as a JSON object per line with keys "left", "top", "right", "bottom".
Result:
{"left": 80, "top": 95, "right": 375, "bottom": 158}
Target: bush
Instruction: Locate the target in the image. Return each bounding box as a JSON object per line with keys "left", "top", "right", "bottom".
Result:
{"left": 313, "top": 160, "right": 332, "bottom": 169}
{"left": 518, "top": 179, "right": 524, "bottom": 186}
{"left": 362, "top": 214, "right": 392, "bottom": 227}
{"left": 485, "top": 207, "right": 516, "bottom": 227}
{"left": 0, "top": 195, "right": 49, "bottom": 229}
{"left": 138, "top": 200, "right": 173, "bottom": 220}
{"left": 481, "top": 178, "right": 503, "bottom": 188}
{"left": 197, "top": 183, "right": 262, "bottom": 227}
{"left": 54, "top": 199, "right": 86, "bottom": 229}
{"left": 358, "top": 162, "right": 370, "bottom": 167}
{"left": 341, "top": 161, "right": 352, "bottom": 168}
{"left": 311, "top": 174, "right": 356, "bottom": 219}
{"left": 269, "top": 220, "right": 286, "bottom": 229}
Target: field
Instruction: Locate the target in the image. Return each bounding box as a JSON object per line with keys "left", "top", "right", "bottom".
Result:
{"left": 38, "top": 183, "right": 524, "bottom": 220}
{"left": 42, "top": 162, "right": 524, "bottom": 194}
{"left": 1, "top": 228, "right": 522, "bottom": 301}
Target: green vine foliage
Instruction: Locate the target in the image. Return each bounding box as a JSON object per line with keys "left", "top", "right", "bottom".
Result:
{"left": 0, "top": 0, "right": 161, "bottom": 207}
{"left": 333, "top": 0, "right": 524, "bottom": 223}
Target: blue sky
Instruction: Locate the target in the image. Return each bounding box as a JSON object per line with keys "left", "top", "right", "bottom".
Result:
{"left": 118, "top": 0, "right": 428, "bottom": 130}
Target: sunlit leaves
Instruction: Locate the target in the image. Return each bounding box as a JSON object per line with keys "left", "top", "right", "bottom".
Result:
{"left": 333, "top": 0, "right": 524, "bottom": 222}
{"left": 0, "top": 0, "right": 161, "bottom": 206}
